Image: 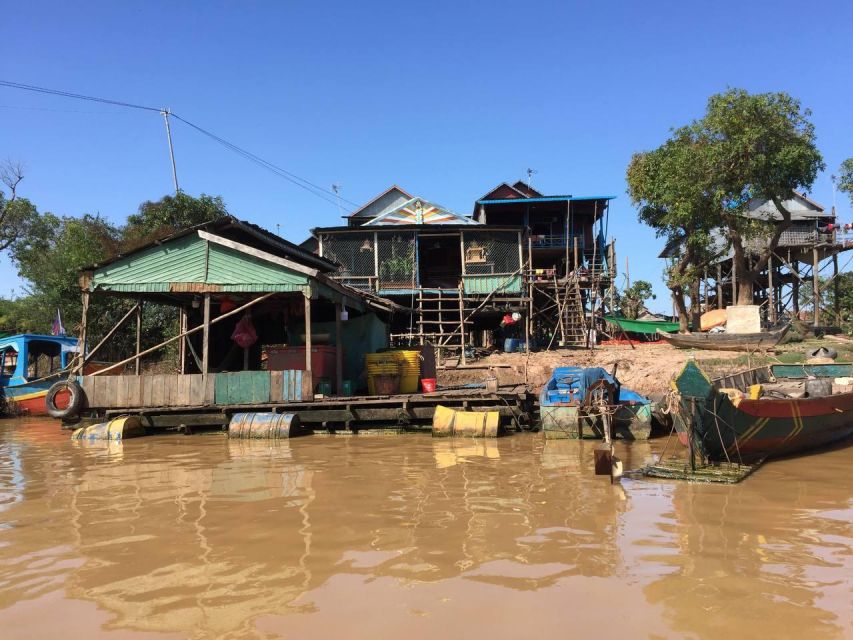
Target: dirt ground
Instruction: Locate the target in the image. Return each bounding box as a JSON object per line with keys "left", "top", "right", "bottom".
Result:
{"left": 438, "top": 336, "right": 853, "bottom": 399}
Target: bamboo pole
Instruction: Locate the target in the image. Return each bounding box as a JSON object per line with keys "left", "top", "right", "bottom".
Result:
{"left": 202, "top": 294, "right": 211, "bottom": 381}
{"left": 179, "top": 306, "right": 187, "bottom": 374}
{"left": 83, "top": 302, "right": 140, "bottom": 367}
{"left": 135, "top": 300, "right": 142, "bottom": 375}
{"left": 90, "top": 293, "right": 275, "bottom": 376}
{"left": 76, "top": 291, "right": 90, "bottom": 374}
{"left": 304, "top": 293, "right": 313, "bottom": 379}
{"left": 813, "top": 247, "right": 820, "bottom": 328}
{"left": 767, "top": 255, "right": 776, "bottom": 324}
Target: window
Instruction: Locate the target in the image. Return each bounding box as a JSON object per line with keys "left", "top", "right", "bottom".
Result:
{"left": 1, "top": 348, "right": 18, "bottom": 377}
{"left": 25, "top": 341, "right": 62, "bottom": 380}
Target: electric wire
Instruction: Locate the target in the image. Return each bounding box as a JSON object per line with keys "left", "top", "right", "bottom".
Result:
{"left": 0, "top": 79, "right": 358, "bottom": 212}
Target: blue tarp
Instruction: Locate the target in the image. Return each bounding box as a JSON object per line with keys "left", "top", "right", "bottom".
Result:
{"left": 542, "top": 366, "right": 649, "bottom": 407}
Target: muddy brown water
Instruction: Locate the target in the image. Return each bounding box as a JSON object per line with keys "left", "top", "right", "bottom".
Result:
{"left": 0, "top": 419, "right": 850, "bottom": 640}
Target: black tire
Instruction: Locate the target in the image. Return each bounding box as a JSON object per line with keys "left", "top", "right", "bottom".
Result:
{"left": 46, "top": 380, "right": 84, "bottom": 419}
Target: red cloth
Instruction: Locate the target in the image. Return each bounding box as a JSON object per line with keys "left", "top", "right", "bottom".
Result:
{"left": 231, "top": 315, "right": 257, "bottom": 348}
{"left": 501, "top": 313, "right": 516, "bottom": 327}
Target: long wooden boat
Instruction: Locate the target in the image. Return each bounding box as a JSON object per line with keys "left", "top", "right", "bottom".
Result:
{"left": 604, "top": 315, "right": 680, "bottom": 335}
{"left": 671, "top": 360, "right": 853, "bottom": 463}
{"left": 656, "top": 324, "right": 790, "bottom": 352}
{"left": 539, "top": 366, "right": 653, "bottom": 440}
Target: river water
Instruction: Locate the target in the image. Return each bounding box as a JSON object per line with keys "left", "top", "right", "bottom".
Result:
{"left": 0, "top": 418, "right": 850, "bottom": 640}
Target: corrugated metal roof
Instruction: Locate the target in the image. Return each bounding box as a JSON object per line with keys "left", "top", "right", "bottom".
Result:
{"left": 477, "top": 195, "right": 615, "bottom": 204}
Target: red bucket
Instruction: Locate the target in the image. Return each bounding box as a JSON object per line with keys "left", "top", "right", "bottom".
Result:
{"left": 421, "top": 378, "right": 436, "bottom": 393}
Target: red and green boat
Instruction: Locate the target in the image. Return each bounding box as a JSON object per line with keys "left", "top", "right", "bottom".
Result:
{"left": 671, "top": 360, "right": 853, "bottom": 463}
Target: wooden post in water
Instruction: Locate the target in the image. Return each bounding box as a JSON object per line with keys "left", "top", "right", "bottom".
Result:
{"left": 202, "top": 294, "right": 211, "bottom": 381}
{"left": 135, "top": 299, "right": 142, "bottom": 375}
{"left": 335, "top": 302, "right": 343, "bottom": 394}
{"left": 813, "top": 247, "right": 820, "bottom": 328}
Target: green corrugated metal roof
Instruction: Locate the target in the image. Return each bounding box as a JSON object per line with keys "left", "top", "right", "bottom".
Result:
{"left": 207, "top": 242, "right": 308, "bottom": 286}
{"left": 91, "top": 234, "right": 206, "bottom": 288}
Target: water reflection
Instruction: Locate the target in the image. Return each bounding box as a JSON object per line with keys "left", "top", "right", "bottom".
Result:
{"left": 0, "top": 420, "right": 849, "bottom": 639}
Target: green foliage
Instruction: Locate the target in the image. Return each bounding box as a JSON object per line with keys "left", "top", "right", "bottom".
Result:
{"left": 618, "top": 280, "right": 656, "bottom": 319}
{"left": 839, "top": 158, "right": 853, "bottom": 207}
{"left": 123, "top": 192, "right": 228, "bottom": 250}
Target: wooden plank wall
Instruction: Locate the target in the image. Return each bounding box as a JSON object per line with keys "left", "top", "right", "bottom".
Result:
{"left": 79, "top": 371, "right": 305, "bottom": 409}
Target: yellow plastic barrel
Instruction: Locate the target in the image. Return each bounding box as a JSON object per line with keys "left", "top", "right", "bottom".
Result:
{"left": 432, "top": 405, "right": 501, "bottom": 438}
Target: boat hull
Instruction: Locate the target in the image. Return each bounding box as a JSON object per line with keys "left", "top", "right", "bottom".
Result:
{"left": 2, "top": 379, "right": 71, "bottom": 416}
{"left": 657, "top": 324, "right": 790, "bottom": 352}
{"left": 540, "top": 402, "right": 652, "bottom": 440}
{"left": 673, "top": 361, "right": 853, "bottom": 462}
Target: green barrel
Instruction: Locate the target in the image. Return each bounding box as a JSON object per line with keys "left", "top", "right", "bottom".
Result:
{"left": 228, "top": 412, "right": 305, "bottom": 439}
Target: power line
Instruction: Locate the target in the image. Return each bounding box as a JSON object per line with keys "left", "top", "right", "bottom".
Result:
{"left": 0, "top": 79, "right": 160, "bottom": 112}
{"left": 0, "top": 79, "right": 360, "bottom": 212}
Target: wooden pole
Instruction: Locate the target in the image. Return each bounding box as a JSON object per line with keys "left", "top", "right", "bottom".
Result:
{"left": 527, "top": 235, "right": 534, "bottom": 350}
{"left": 704, "top": 268, "right": 709, "bottom": 311}
{"left": 76, "top": 291, "right": 90, "bottom": 374}
{"left": 716, "top": 263, "right": 723, "bottom": 310}
{"left": 90, "top": 293, "right": 275, "bottom": 376}
{"left": 202, "top": 294, "right": 211, "bottom": 380}
{"left": 731, "top": 260, "right": 737, "bottom": 307}
{"left": 335, "top": 302, "right": 343, "bottom": 394}
{"left": 179, "top": 306, "right": 187, "bottom": 374}
{"left": 135, "top": 300, "right": 142, "bottom": 375}
{"left": 767, "top": 255, "right": 776, "bottom": 324}
{"left": 813, "top": 247, "right": 820, "bottom": 328}
{"left": 573, "top": 236, "right": 579, "bottom": 273}
{"left": 792, "top": 254, "right": 800, "bottom": 315}
{"left": 304, "top": 293, "right": 313, "bottom": 382}
{"left": 458, "top": 287, "right": 467, "bottom": 364}
{"left": 833, "top": 253, "right": 840, "bottom": 324}
{"left": 83, "top": 302, "right": 140, "bottom": 367}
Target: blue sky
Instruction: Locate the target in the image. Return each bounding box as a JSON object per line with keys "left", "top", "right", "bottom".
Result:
{"left": 2, "top": 0, "right": 851, "bottom": 311}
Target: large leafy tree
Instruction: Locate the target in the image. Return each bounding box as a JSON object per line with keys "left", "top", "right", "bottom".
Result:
{"left": 699, "top": 90, "right": 824, "bottom": 304}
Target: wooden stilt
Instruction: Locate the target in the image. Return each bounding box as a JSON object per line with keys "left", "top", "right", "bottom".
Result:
{"left": 716, "top": 263, "right": 723, "bottom": 309}
{"left": 202, "top": 294, "right": 211, "bottom": 381}
{"left": 768, "top": 255, "right": 776, "bottom": 324}
{"left": 458, "top": 287, "right": 467, "bottom": 365}
{"left": 335, "top": 302, "right": 344, "bottom": 394}
{"left": 179, "top": 306, "right": 188, "bottom": 374}
{"left": 135, "top": 300, "right": 142, "bottom": 375}
{"left": 813, "top": 247, "right": 820, "bottom": 328}
{"left": 77, "top": 291, "right": 90, "bottom": 374}
{"left": 304, "top": 293, "right": 313, "bottom": 386}
{"left": 833, "top": 253, "right": 840, "bottom": 325}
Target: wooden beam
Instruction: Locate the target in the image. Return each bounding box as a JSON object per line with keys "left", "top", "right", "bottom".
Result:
{"left": 76, "top": 291, "right": 90, "bottom": 374}
{"left": 135, "top": 300, "right": 142, "bottom": 375}
{"left": 202, "top": 293, "right": 211, "bottom": 380}
{"left": 767, "top": 255, "right": 776, "bottom": 324}
{"left": 197, "top": 230, "right": 319, "bottom": 277}
{"left": 813, "top": 247, "right": 820, "bottom": 327}
{"left": 716, "top": 263, "right": 723, "bottom": 310}
{"left": 179, "top": 306, "right": 187, "bottom": 374}
{"left": 833, "top": 253, "right": 840, "bottom": 324}
{"left": 335, "top": 302, "right": 343, "bottom": 394}
{"left": 304, "top": 293, "right": 313, "bottom": 379}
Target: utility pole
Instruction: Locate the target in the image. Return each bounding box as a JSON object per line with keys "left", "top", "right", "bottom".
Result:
{"left": 332, "top": 184, "right": 343, "bottom": 218}
{"left": 161, "top": 108, "right": 179, "bottom": 194}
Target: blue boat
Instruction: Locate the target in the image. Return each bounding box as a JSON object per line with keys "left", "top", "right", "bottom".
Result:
{"left": 539, "top": 366, "right": 653, "bottom": 440}
{"left": 0, "top": 334, "right": 81, "bottom": 415}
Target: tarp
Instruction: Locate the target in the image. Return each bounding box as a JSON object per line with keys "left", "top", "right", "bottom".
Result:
{"left": 604, "top": 315, "right": 680, "bottom": 335}
{"left": 543, "top": 366, "right": 650, "bottom": 406}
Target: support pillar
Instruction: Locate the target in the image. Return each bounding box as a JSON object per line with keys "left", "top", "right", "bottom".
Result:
{"left": 179, "top": 306, "right": 188, "bottom": 374}
{"left": 135, "top": 300, "right": 142, "bottom": 375}
{"left": 202, "top": 294, "right": 211, "bottom": 380}
{"left": 813, "top": 247, "right": 820, "bottom": 328}
{"left": 77, "top": 291, "right": 90, "bottom": 374}
{"left": 833, "top": 253, "right": 840, "bottom": 324}
{"left": 767, "top": 256, "right": 776, "bottom": 324}
{"left": 335, "top": 302, "right": 343, "bottom": 394}
{"left": 304, "top": 293, "right": 313, "bottom": 386}
{"left": 716, "top": 263, "right": 723, "bottom": 310}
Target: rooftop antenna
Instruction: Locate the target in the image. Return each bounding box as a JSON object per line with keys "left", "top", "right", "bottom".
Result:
{"left": 276, "top": 223, "right": 281, "bottom": 236}
{"left": 526, "top": 168, "right": 537, "bottom": 190}
{"left": 160, "top": 107, "right": 179, "bottom": 194}
{"left": 830, "top": 174, "right": 837, "bottom": 215}
{"left": 332, "top": 183, "right": 343, "bottom": 217}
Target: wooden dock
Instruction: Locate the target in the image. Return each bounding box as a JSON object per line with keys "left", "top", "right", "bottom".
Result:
{"left": 74, "top": 372, "right": 534, "bottom": 433}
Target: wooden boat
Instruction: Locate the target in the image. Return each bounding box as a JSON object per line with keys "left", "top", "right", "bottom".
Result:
{"left": 604, "top": 315, "right": 680, "bottom": 336}
{"left": 0, "top": 334, "right": 81, "bottom": 415}
{"left": 656, "top": 324, "right": 790, "bottom": 352}
{"left": 539, "top": 366, "right": 653, "bottom": 440}
{"left": 671, "top": 360, "right": 853, "bottom": 463}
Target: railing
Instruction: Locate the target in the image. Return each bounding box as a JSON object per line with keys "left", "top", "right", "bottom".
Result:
{"left": 530, "top": 234, "right": 585, "bottom": 250}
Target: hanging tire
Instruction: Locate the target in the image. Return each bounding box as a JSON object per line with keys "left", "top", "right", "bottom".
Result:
{"left": 46, "top": 380, "right": 84, "bottom": 419}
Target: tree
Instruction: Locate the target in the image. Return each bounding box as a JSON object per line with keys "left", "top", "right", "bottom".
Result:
{"left": 838, "top": 158, "right": 853, "bottom": 207}
{"left": 0, "top": 162, "right": 38, "bottom": 253}
{"left": 627, "top": 128, "right": 719, "bottom": 331}
{"left": 699, "top": 90, "right": 824, "bottom": 304}
{"left": 618, "top": 280, "right": 656, "bottom": 319}
{"left": 123, "top": 192, "right": 228, "bottom": 250}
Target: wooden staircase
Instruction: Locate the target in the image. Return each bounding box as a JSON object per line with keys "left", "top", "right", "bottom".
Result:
{"left": 559, "top": 279, "right": 587, "bottom": 347}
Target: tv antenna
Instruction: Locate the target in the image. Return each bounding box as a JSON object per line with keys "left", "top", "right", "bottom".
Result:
{"left": 526, "top": 168, "right": 537, "bottom": 189}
